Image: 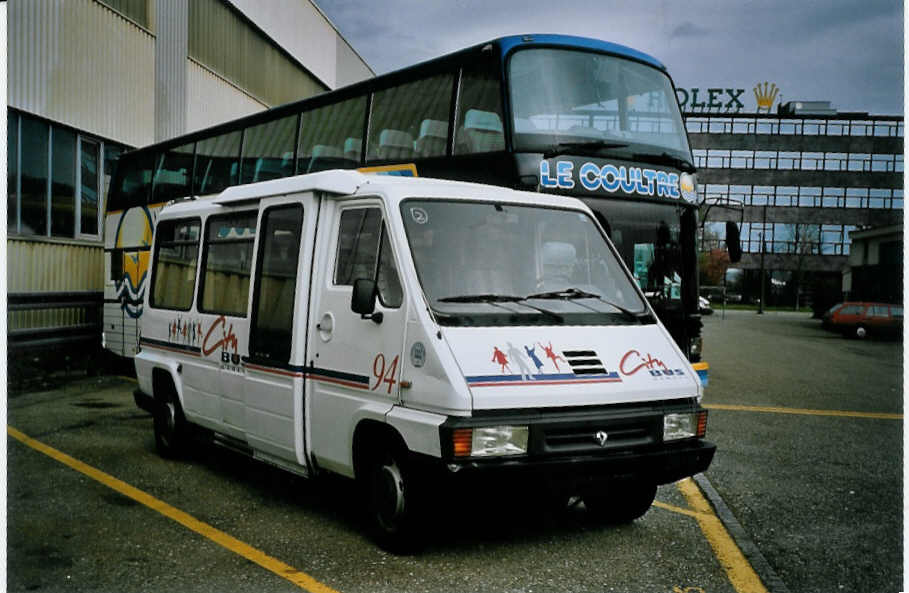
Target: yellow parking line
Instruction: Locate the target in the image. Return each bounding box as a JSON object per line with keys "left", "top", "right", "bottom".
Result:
{"left": 677, "top": 478, "right": 769, "bottom": 593}
{"left": 652, "top": 500, "right": 710, "bottom": 520}
{"left": 7, "top": 426, "right": 341, "bottom": 593}
{"left": 704, "top": 403, "right": 902, "bottom": 420}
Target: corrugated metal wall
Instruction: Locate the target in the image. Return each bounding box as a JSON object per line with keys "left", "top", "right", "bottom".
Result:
{"left": 335, "top": 35, "right": 374, "bottom": 89}
{"left": 7, "top": 0, "right": 156, "bottom": 147}
{"left": 185, "top": 59, "right": 268, "bottom": 134}
{"left": 7, "top": 239, "right": 104, "bottom": 331}
{"left": 155, "top": 0, "right": 188, "bottom": 142}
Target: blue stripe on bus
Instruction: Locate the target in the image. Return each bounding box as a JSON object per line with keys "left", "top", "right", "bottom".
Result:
{"left": 496, "top": 34, "right": 665, "bottom": 70}
{"left": 466, "top": 371, "right": 622, "bottom": 387}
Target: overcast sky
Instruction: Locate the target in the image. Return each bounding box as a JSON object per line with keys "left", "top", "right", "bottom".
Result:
{"left": 317, "top": 0, "right": 904, "bottom": 115}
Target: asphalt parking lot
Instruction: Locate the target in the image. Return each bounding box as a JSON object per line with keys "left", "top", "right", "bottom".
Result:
{"left": 7, "top": 309, "right": 903, "bottom": 593}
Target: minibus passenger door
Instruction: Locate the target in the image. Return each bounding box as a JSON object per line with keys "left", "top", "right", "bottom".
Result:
{"left": 244, "top": 200, "right": 311, "bottom": 466}
{"left": 306, "top": 202, "right": 408, "bottom": 475}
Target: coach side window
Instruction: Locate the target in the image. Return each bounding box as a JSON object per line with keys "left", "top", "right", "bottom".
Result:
{"left": 150, "top": 218, "right": 201, "bottom": 310}
{"left": 193, "top": 131, "right": 242, "bottom": 196}
{"left": 454, "top": 62, "right": 505, "bottom": 155}
{"left": 298, "top": 96, "right": 367, "bottom": 173}
{"left": 334, "top": 208, "right": 403, "bottom": 308}
{"left": 199, "top": 211, "right": 257, "bottom": 316}
{"left": 367, "top": 73, "right": 454, "bottom": 162}
{"left": 240, "top": 114, "right": 298, "bottom": 184}
{"left": 153, "top": 142, "right": 195, "bottom": 203}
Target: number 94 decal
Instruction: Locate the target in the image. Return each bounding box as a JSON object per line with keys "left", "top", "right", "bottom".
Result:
{"left": 371, "top": 353, "right": 400, "bottom": 394}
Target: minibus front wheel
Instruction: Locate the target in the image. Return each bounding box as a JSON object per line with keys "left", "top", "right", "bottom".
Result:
{"left": 359, "top": 438, "right": 424, "bottom": 553}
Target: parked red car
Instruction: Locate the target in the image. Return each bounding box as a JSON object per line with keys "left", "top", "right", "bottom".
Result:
{"left": 822, "top": 302, "right": 903, "bottom": 338}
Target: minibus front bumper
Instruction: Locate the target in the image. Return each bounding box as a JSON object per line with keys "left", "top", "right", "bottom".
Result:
{"left": 434, "top": 400, "right": 715, "bottom": 490}
{"left": 438, "top": 439, "right": 715, "bottom": 490}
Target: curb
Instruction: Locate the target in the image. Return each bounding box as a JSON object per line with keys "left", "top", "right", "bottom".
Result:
{"left": 693, "top": 473, "right": 791, "bottom": 593}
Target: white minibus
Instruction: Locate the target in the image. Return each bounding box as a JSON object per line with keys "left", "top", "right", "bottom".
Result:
{"left": 133, "top": 170, "right": 714, "bottom": 550}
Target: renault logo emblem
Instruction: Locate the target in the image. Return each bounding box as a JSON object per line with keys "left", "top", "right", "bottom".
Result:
{"left": 595, "top": 431, "right": 608, "bottom": 447}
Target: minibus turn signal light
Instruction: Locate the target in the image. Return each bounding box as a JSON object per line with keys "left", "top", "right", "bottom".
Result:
{"left": 697, "top": 410, "right": 708, "bottom": 438}
{"left": 452, "top": 428, "right": 472, "bottom": 457}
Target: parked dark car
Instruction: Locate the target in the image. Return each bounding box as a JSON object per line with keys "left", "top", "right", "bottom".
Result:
{"left": 822, "top": 302, "right": 903, "bottom": 338}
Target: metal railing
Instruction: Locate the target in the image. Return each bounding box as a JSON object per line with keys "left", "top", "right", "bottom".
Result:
{"left": 7, "top": 291, "right": 103, "bottom": 350}
{"left": 693, "top": 152, "right": 903, "bottom": 173}
{"left": 684, "top": 113, "right": 904, "bottom": 137}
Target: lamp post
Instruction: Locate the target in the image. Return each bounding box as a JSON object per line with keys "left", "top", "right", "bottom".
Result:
{"left": 757, "top": 203, "right": 767, "bottom": 315}
{"left": 758, "top": 232, "right": 766, "bottom": 314}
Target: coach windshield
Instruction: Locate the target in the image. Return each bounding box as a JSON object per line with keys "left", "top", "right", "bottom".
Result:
{"left": 508, "top": 48, "right": 691, "bottom": 164}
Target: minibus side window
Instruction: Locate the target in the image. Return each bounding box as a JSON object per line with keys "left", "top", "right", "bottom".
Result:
{"left": 150, "top": 218, "right": 201, "bottom": 311}
{"left": 334, "top": 208, "right": 403, "bottom": 308}
{"left": 249, "top": 205, "right": 304, "bottom": 363}
{"left": 199, "top": 211, "right": 257, "bottom": 317}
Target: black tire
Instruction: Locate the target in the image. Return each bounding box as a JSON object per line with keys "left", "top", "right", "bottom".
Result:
{"left": 153, "top": 385, "right": 188, "bottom": 458}
{"left": 582, "top": 481, "right": 657, "bottom": 524}
{"left": 855, "top": 324, "right": 868, "bottom": 339}
{"left": 361, "top": 441, "right": 423, "bottom": 553}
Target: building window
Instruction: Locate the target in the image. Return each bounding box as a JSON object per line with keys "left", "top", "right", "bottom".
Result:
{"left": 20, "top": 116, "right": 49, "bottom": 236}
{"left": 51, "top": 128, "right": 77, "bottom": 237}
{"left": 8, "top": 111, "right": 19, "bottom": 233}
{"left": 80, "top": 138, "right": 101, "bottom": 236}
{"left": 8, "top": 110, "right": 128, "bottom": 240}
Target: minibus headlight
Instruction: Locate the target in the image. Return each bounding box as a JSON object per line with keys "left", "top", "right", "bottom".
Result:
{"left": 452, "top": 426, "right": 529, "bottom": 457}
{"left": 663, "top": 411, "right": 708, "bottom": 441}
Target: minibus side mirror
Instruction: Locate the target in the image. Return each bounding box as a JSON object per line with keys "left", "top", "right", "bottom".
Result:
{"left": 726, "top": 221, "right": 742, "bottom": 263}
{"left": 351, "top": 278, "right": 383, "bottom": 324}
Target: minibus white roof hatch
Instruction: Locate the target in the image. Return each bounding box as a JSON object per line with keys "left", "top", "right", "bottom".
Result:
{"left": 212, "top": 169, "right": 369, "bottom": 206}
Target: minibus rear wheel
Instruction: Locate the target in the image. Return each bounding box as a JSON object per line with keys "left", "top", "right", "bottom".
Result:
{"left": 153, "top": 377, "right": 188, "bottom": 458}
{"left": 582, "top": 481, "right": 657, "bottom": 524}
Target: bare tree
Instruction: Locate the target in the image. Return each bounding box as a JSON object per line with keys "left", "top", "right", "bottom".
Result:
{"left": 785, "top": 224, "right": 820, "bottom": 310}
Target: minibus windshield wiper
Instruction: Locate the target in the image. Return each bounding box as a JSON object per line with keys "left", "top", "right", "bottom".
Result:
{"left": 437, "top": 294, "right": 564, "bottom": 322}
{"left": 526, "top": 288, "right": 647, "bottom": 321}
{"left": 543, "top": 141, "right": 629, "bottom": 159}
{"left": 631, "top": 151, "right": 696, "bottom": 173}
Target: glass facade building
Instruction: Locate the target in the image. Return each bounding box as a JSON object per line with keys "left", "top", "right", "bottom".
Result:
{"left": 686, "top": 111, "right": 903, "bottom": 311}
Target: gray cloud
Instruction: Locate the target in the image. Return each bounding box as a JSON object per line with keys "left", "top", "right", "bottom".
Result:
{"left": 670, "top": 21, "right": 711, "bottom": 39}
{"left": 317, "top": 0, "right": 904, "bottom": 114}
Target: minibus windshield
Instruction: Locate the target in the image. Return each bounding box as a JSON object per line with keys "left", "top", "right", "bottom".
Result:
{"left": 508, "top": 48, "right": 691, "bottom": 163}
{"left": 401, "top": 199, "right": 648, "bottom": 326}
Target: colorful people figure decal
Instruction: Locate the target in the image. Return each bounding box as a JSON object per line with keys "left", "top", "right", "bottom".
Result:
{"left": 539, "top": 341, "right": 566, "bottom": 371}
{"left": 524, "top": 344, "right": 544, "bottom": 373}
{"left": 492, "top": 346, "right": 510, "bottom": 373}
{"left": 471, "top": 341, "right": 622, "bottom": 387}
{"left": 506, "top": 342, "right": 535, "bottom": 381}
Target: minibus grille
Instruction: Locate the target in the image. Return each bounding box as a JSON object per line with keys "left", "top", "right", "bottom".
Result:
{"left": 538, "top": 415, "right": 660, "bottom": 455}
